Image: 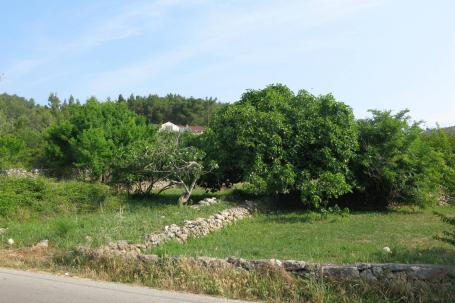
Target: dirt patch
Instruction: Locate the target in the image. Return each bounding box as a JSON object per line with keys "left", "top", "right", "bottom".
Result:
{"left": 0, "top": 247, "right": 52, "bottom": 267}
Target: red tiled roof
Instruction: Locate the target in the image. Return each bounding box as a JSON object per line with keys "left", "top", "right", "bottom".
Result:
{"left": 187, "top": 125, "right": 205, "bottom": 133}
{"left": 174, "top": 124, "right": 205, "bottom": 133}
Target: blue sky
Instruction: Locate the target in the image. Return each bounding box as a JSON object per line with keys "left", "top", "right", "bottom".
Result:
{"left": 1, "top": 0, "right": 454, "bottom": 126}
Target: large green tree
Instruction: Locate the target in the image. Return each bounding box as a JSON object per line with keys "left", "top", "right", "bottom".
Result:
{"left": 201, "top": 84, "right": 358, "bottom": 208}
{"left": 45, "top": 98, "right": 154, "bottom": 181}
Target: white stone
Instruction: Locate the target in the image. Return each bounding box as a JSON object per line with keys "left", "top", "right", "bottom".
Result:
{"left": 35, "top": 239, "right": 49, "bottom": 248}
{"left": 383, "top": 246, "right": 392, "bottom": 254}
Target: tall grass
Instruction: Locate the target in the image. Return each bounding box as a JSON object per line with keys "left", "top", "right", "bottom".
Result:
{"left": 0, "top": 176, "right": 232, "bottom": 249}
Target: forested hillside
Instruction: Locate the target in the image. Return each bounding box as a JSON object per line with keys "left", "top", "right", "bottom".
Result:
{"left": 123, "top": 94, "right": 224, "bottom": 126}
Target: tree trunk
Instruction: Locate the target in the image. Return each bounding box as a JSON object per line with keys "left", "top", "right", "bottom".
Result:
{"left": 178, "top": 191, "right": 191, "bottom": 206}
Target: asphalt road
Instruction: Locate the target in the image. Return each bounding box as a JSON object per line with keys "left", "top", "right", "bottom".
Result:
{"left": 0, "top": 268, "right": 251, "bottom": 303}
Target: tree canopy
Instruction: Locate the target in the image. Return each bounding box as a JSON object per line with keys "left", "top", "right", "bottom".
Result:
{"left": 201, "top": 84, "right": 359, "bottom": 208}
{"left": 1, "top": 86, "right": 454, "bottom": 209}
{"left": 45, "top": 98, "right": 155, "bottom": 181}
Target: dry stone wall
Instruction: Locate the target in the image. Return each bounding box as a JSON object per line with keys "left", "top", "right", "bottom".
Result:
{"left": 0, "top": 168, "right": 44, "bottom": 177}
{"left": 75, "top": 200, "right": 455, "bottom": 283}
{"left": 78, "top": 201, "right": 256, "bottom": 259}
{"left": 144, "top": 204, "right": 252, "bottom": 247}
{"left": 75, "top": 249, "right": 455, "bottom": 283}
{"left": 227, "top": 258, "right": 455, "bottom": 282}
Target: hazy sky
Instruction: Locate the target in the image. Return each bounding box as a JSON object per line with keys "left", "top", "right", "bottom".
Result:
{"left": 1, "top": 0, "right": 454, "bottom": 126}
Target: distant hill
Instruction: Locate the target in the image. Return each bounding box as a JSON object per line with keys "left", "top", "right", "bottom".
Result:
{"left": 0, "top": 92, "right": 226, "bottom": 129}
{"left": 0, "top": 93, "right": 53, "bottom": 132}
{"left": 124, "top": 94, "right": 226, "bottom": 126}
{"left": 443, "top": 126, "right": 455, "bottom": 135}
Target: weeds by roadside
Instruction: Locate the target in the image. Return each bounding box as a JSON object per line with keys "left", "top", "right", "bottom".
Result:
{"left": 3, "top": 249, "right": 452, "bottom": 303}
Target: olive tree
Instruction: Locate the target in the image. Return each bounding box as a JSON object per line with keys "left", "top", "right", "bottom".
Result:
{"left": 113, "top": 132, "right": 216, "bottom": 205}
{"left": 111, "top": 139, "right": 168, "bottom": 194}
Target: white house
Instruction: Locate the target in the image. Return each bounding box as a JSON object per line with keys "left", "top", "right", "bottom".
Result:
{"left": 159, "top": 121, "right": 181, "bottom": 132}
{"left": 159, "top": 121, "right": 205, "bottom": 134}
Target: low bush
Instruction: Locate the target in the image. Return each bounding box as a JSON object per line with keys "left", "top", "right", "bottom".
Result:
{"left": 0, "top": 176, "right": 115, "bottom": 223}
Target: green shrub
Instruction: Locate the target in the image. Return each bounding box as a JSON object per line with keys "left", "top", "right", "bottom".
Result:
{"left": 422, "top": 128, "right": 455, "bottom": 202}
{"left": 0, "top": 177, "right": 49, "bottom": 220}
{"left": 59, "top": 181, "right": 110, "bottom": 212}
{"left": 351, "top": 110, "right": 450, "bottom": 208}
{"left": 0, "top": 176, "right": 115, "bottom": 223}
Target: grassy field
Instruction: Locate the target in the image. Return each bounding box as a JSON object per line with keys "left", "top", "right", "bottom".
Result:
{"left": 0, "top": 177, "right": 232, "bottom": 250}
{"left": 152, "top": 205, "right": 455, "bottom": 265}
{"left": 1, "top": 176, "right": 454, "bottom": 302}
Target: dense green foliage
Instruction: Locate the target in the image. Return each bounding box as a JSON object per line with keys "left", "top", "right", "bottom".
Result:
{"left": 1, "top": 87, "right": 454, "bottom": 303}
{"left": 1, "top": 85, "right": 454, "bottom": 209}
{"left": 124, "top": 93, "right": 224, "bottom": 126}
{"left": 201, "top": 84, "right": 359, "bottom": 208}
{"left": 0, "top": 94, "right": 54, "bottom": 168}
{"left": 423, "top": 128, "right": 455, "bottom": 201}
{"left": 45, "top": 98, "right": 155, "bottom": 181}
{"left": 351, "top": 110, "right": 454, "bottom": 207}
{"left": 110, "top": 139, "right": 164, "bottom": 193}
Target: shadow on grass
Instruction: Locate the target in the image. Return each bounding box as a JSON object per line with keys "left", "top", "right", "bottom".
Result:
{"left": 371, "top": 246, "right": 455, "bottom": 265}
{"left": 261, "top": 212, "right": 316, "bottom": 224}
{"left": 123, "top": 188, "right": 236, "bottom": 209}
{"left": 125, "top": 193, "right": 180, "bottom": 207}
